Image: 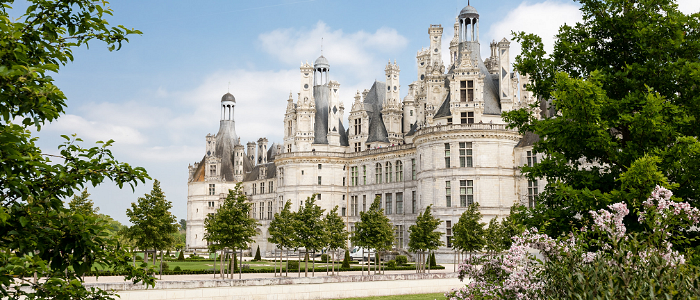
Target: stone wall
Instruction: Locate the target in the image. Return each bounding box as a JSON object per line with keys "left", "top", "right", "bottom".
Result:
{"left": 92, "top": 273, "right": 461, "bottom": 300}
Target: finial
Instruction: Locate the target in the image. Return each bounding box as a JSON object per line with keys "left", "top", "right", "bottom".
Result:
{"left": 321, "top": 37, "right": 323, "bottom": 55}
{"left": 468, "top": 0, "right": 470, "bottom": 5}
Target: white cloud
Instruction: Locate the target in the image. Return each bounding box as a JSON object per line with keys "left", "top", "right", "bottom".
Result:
{"left": 677, "top": 0, "right": 700, "bottom": 14}
{"left": 487, "top": 1, "right": 583, "bottom": 65}
{"left": 259, "top": 21, "right": 408, "bottom": 81}
{"left": 46, "top": 114, "right": 147, "bottom": 145}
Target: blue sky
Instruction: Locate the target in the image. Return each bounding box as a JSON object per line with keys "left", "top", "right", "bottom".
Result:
{"left": 26, "top": 0, "right": 700, "bottom": 224}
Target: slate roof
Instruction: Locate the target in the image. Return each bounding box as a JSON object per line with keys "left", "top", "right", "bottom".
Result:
{"left": 515, "top": 131, "right": 540, "bottom": 147}
{"left": 242, "top": 162, "right": 277, "bottom": 182}
{"left": 405, "top": 122, "right": 419, "bottom": 136}
{"left": 214, "top": 120, "right": 239, "bottom": 181}
{"left": 461, "top": 41, "right": 501, "bottom": 115}
{"left": 339, "top": 120, "right": 349, "bottom": 146}
{"left": 363, "top": 81, "right": 390, "bottom": 143}
{"left": 313, "top": 84, "right": 329, "bottom": 144}
{"left": 433, "top": 77, "right": 453, "bottom": 119}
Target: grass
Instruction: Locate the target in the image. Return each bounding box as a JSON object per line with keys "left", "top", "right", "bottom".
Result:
{"left": 332, "top": 293, "right": 445, "bottom": 300}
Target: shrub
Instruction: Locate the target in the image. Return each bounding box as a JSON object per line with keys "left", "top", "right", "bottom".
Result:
{"left": 427, "top": 252, "right": 436, "bottom": 267}
{"left": 320, "top": 254, "right": 328, "bottom": 263}
{"left": 160, "top": 262, "right": 169, "bottom": 271}
{"left": 253, "top": 246, "right": 261, "bottom": 261}
{"left": 395, "top": 255, "right": 408, "bottom": 265}
{"left": 177, "top": 251, "right": 185, "bottom": 261}
{"left": 387, "top": 260, "right": 396, "bottom": 268}
{"left": 173, "top": 266, "right": 181, "bottom": 271}
{"left": 165, "top": 249, "right": 170, "bottom": 257}
{"left": 286, "top": 260, "right": 299, "bottom": 270}
{"left": 342, "top": 250, "right": 351, "bottom": 268}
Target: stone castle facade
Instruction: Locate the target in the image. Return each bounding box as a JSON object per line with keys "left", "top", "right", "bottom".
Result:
{"left": 187, "top": 4, "right": 544, "bottom": 260}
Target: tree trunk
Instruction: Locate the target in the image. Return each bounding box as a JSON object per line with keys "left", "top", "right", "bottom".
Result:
{"left": 230, "top": 248, "right": 235, "bottom": 279}
{"left": 274, "top": 248, "right": 277, "bottom": 277}
{"left": 159, "top": 250, "right": 163, "bottom": 279}
{"left": 239, "top": 248, "right": 242, "bottom": 279}
{"left": 132, "top": 249, "right": 136, "bottom": 268}
{"left": 297, "top": 250, "right": 301, "bottom": 277}
{"left": 312, "top": 250, "right": 316, "bottom": 277}
{"left": 304, "top": 251, "right": 308, "bottom": 277}
{"left": 153, "top": 249, "right": 156, "bottom": 265}
{"left": 362, "top": 248, "right": 365, "bottom": 276}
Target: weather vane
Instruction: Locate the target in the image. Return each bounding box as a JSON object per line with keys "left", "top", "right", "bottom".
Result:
{"left": 321, "top": 37, "right": 324, "bottom": 55}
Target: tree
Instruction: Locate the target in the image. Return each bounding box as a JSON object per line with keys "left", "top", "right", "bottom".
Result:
{"left": 253, "top": 246, "right": 261, "bottom": 261}
{"left": 124, "top": 180, "right": 178, "bottom": 277}
{"left": 503, "top": 0, "right": 700, "bottom": 240}
{"left": 203, "top": 183, "right": 258, "bottom": 279}
{"left": 408, "top": 205, "right": 444, "bottom": 273}
{"left": 352, "top": 195, "right": 395, "bottom": 275}
{"left": 179, "top": 219, "right": 187, "bottom": 231}
{"left": 452, "top": 203, "right": 485, "bottom": 260}
{"left": 483, "top": 218, "right": 503, "bottom": 254}
{"left": 69, "top": 189, "right": 99, "bottom": 217}
{"left": 0, "top": 1, "right": 151, "bottom": 298}
{"left": 294, "top": 194, "right": 326, "bottom": 277}
{"left": 324, "top": 206, "right": 349, "bottom": 275}
{"left": 267, "top": 200, "right": 296, "bottom": 277}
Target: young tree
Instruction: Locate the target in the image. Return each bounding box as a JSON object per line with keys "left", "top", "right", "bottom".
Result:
{"left": 452, "top": 203, "right": 485, "bottom": 260}
{"left": 203, "top": 183, "right": 258, "bottom": 279}
{"left": 408, "top": 205, "right": 444, "bottom": 273}
{"left": 483, "top": 218, "right": 503, "bottom": 254}
{"left": 69, "top": 189, "right": 99, "bottom": 217}
{"left": 503, "top": 0, "right": 700, "bottom": 240}
{"left": 352, "top": 195, "right": 395, "bottom": 275}
{"left": 268, "top": 200, "right": 297, "bottom": 277}
{"left": 124, "top": 180, "right": 179, "bottom": 277}
{"left": 179, "top": 219, "right": 187, "bottom": 231}
{"left": 0, "top": 1, "right": 151, "bottom": 298}
{"left": 324, "top": 206, "right": 349, "bottom": 275}
{"left": 294, "top": 195, "right": 326, "bottom": 277}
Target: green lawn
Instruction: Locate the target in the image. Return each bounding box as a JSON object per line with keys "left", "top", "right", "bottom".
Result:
{"left": 333, "top": 293, "right": 445, "bottom": 300}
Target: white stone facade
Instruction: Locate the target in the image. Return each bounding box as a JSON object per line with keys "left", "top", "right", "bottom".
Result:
{"left": 187, "top": 4, "right": 546, "bottom": 261}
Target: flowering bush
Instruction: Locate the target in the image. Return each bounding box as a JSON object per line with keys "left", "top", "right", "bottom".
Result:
{"left": 447, "top": 186, "right": 700, "bottom": 300}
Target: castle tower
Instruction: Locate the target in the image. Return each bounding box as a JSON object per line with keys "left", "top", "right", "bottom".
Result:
{"left": 383, "top": 61, "right": 403, "bottom": 143}
{"left": 327, "top": 80, "right": 341, "bottom": 146}
{"left": 403, "top": 84, "right": 417, "bottom": 133}
{"left": 428, "top": 25, "right": 443, "bottom": 66}
{"left": 313, "top": 55, "right": 330, "bottom": 145}
{"left": 284, "top": 92, "right": 297, "bottom": 153}
{"left": 498, "top": 38, "right": 513, "bottom": 111}
{"left": 247, "top": 141, "right": 256, "bottom": 164}
{"left": 295, "top": 62, "right": 316, "bottom": 151}
{"left": 234, "top": 144, "right": 244, "bottom": 181}
{"left": 257, "top": 138, "right": 268, "bottom": 165}
{"left": 349, "top": 90, "right": 367, "bottom": 152}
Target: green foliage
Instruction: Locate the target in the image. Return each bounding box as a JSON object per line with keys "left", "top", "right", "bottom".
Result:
{"left": 268, "top": 200, "right": 297, "bottom": 250}
{"left": 320, "top": 253, "right": 328, "bottom": 263}
{"left": 451, "top": 203, "right": 485, "bottom": 255}
{"left": 173, "top": 266, "right": 182, "bottom": 272}
{"left": 0, "top": 1, "right": 151, "bottom": 298}
{"left": 426, "top": 252, "right": 436, "bottom": 267}
{"left": 286, "top": 260, "right": 299, "bottom": 270}
{"left": 294, "top": 195, "right": 327, "bottom": 253}
{"left": 253, "top": 246, "right": 261, "bottom": 261}
{"left": 395, "top": 255, "right": 408, "bottom": 265}
{"left": 325, "top": 206, "right": 349, "bottom": 252}
{"left": 203, "top": 183, "right": 258, "bottom": 253}
{"left": 179, "top": 219, "right": 187, "bottom": 231}
{"left": 342, "top": 251, "right": 351, "bottom": 269}
{"left": 69, "top": 189, "right": 99, "bottom": 217}
{"left": 177, "top": 251, "right": 185, "bottom": 261}
{"left": 408, "top": 205, "right": 444, "bottom": 253}
{"left": 387, "top": 260, "right": 396, "bottom": 268}
{"left": 124, "top": 180, "right": 179, "bottom": 252}
{"left": 504, "top": 0, "right": 700, "bottom": 240}
{"left": 352, "top": 195, "right": 395, "bottom": 252}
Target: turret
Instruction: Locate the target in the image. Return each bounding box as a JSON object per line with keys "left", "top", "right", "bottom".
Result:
{"left": 247, "top": 142, "right": 256, "bottom": 164}
{"left": 327, "top": 80, "right": 341, "bottom": 146}
{"left": 498, "top": 38, "right": 513, "bottom": 111}
{"left": 257, "top": 138, "right": 268, "bottom": 165}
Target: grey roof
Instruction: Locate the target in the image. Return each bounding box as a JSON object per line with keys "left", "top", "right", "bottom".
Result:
{"left": 405, "top": 122, "right": 419, "bottom": 136}
{"left": 516, "top": 131, "right": 540, "bottom": 147}
{"left": 314, "top": 55, "right": 330, "bottom": 69}
{"left": 214, "top": 120, "right": 239, "bottom": 181}
{"left": 459, "top": 41, "right": 501, "bottom": 115}
{"left": 434, "top": 77, "right": 453, "bottom": 119}
{"left": 221, "top": 92, "right": 236, "bottom": 102}
{"left": 459, "top": 5, "right": 479, "bottom": 19}
{"left": 339, "top": 120, "right": 349, "bottom": 146}
{"left": 267, "top": 142, "right": 280, "bottom": 162}
{"left": 364, "top": 81, "right": 390, "bottom": 143}
{"left": 243, "top": 162, "right": 277, "bottom": 182}
{"left": 313, "top": 84, "right": 329, "bottom": 144}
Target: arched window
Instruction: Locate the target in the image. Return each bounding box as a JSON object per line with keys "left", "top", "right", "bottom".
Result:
{"left": 396, "top": 161, "right": 403, "bottom": 182}
{"left": 385, "top": 162, "right": 392, "bottom": 183}
{"left": 375, "top": 163, "right": 382, "bottom": 184}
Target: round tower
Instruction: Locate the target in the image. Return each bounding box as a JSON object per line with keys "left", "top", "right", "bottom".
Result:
{"left": 221, "top": 92, "right": 236, "bottom": 121}
{"left": 314, "top": 55, "right": 330, "bottom": 86}
{"left": 458, "top": 5, "right": 480, "bottom": 43}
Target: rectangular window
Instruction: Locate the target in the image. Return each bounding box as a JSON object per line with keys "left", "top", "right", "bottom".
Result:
{"left": 411, "top": 159, "right": 416, "bottom": 180}
{"left": 468, "top": 112, "right": 474, "bottom": 123}
{"left": 444, "top": 143, "right": 451, "bottom": 168}
{"left": 460, "top": 80, "right": 467, "bottom": 102}
{"left": 385, "top": 163, "right": 392, "bottom": 183}
{"left": 287, "top": 144, "right": 292, "bottom": 153}
{"left": 317, "top": 194, "right": 321, "bottom": 201}
{"left": 445, "top": 181, "right": 452, "bottom": 207}
{"left": 269, "top": 181, "right": 273, "bottom": 193}
{"left": 351, "top": 196, "right": 358, "bottom": 216}
{"left": 252, "top": 183, "right": 256, "bottom": 195}
{"left": 446, "top": 220, "right": 453, "bottom": 248}
{"left": 259, "top": 202, "right": 264, "bottom": 220}
{"left": 343, "top": 177, "right": 346, "bottom": 186}
{"left": 461, "top": 112, "right": 467, "bottom": 124}
{"left": 528, "top": 180, "right": 539, "bottom": 208}
{"left": 210, "top": 164, "right": 216, "bottom": 176}
{"left": 342, "top": 207, "right": 346, "bottom": 217}
{"left": 354, "top": 118, "right": 362, "bottom": 135}
{"left": 447, "top": 117, "right": 452, "bottom": 125}
{"left": 351, "top": 166, "right": 358, "bottom": 186}
{"left": 268, "top": 201, "right": 273, "bottom": 220}
{"left": 396, "top": 193, "right": 403, "bottom": 214}
{"left": 260, "top": 182, "right": 265, "bottom": 194}
{"left": 363, "top": 195, "right": 367, "bottom": 212}
{"left": 394, "top": 225, "right": 404, "bottom": 249}
{"left": 318, "top": 164, "right": 322, "bottom": 170}
{"left": 354, "top": 142, "right": 362, "bottom": 152}
{"left": 412, "top": 191, "right": 417, "bottom": 214}
{"left": 208, "top": 184, "right": 215, "bottom": 196}
{"left": 318, "top": 176, "right": 322, "bottom": 185}
{"left": 468, "top": 80, "right": 474, "bottom": 101}
{"left": 396, "top": 161, "right": 403, "bottom": 182}
{"left": 375, "top": 164, "right": 382, "bottom": 184}
{"left": 253, "top": 203, "right": 257, "bottom": 219}
{"left": 363, "top": 165, "right": 367, "bottom": 185}
{"left": 459, "top": 142, "right": 473, "bottom": 167}
{"left": 461, "top": 180, "right": 474, "bottom": 206}
{"left": 527, "top": 151, "right": 538, "bottom": 167}
{"left": 385, "top": 193, "right": 392, "bottom": 215}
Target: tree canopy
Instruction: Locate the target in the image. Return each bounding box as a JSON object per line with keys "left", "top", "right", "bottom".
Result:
{"left": 503, "top": 0, "right": 700, "bottom": 239}
{"left": 0, "top": 0, "right": 150, "bottom": 298}
{"left": 408, "top": 205, "right": 444, "bottom": 253}
{"left": 451, "top": 203, "right": 485, "bottom": 255}
{"left": 268, "top": 200, "right": 297, "bottom": 250}
{"left": 203, "top": 183, "right": 258, "bottom": 252}
{"left": 124, "top": 180, "right": 179, "bottom": 253}
{"left": 352, "top": 195, "right": 395, "bottom": 252}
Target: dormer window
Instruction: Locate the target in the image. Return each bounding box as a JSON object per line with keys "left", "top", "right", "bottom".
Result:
{"left": 460, "top": 80, "right": 474, "bottom": 102}
{"left": 209, "top": 164, "right": 216, "bottom": 176}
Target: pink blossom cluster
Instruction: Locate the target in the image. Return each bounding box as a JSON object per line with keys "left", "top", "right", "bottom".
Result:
{"left": 639, "top": 185, "right": 700, "bottom": 225}
{"left": 589, "top": 202, "right": 628, "bottom": 241}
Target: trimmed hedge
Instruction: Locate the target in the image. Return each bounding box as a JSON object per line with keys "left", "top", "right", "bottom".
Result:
{"left": 84, "top": 264, "right": 444, "bottom": 276}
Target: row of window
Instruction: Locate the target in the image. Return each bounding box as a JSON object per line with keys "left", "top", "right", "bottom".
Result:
{"left": 252, "top": 201, "right": 274, "bottom": 220}
{"left": 252, "top": 181, "right": 274, "bottom": 195}
{"left": 347, "top": 191, "right": 418, "bottom": 216}
{"left": 445, "top": 180, "right": 474, "bottom": 207}
{"left": 349, "top": 159, "right": 417, "bottom": 186}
